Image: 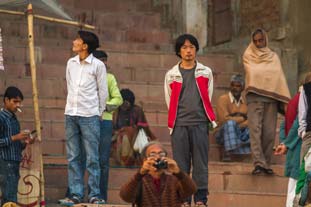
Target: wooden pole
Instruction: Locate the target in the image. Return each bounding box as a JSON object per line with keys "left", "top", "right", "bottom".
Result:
{"left": 34, "top": 14, "right": 95, "bottom": 30}
{"left": 27, "top": 3, "right": 45, "bottom": 206}
{"left": 27, "top": 3, "right": 42, "bottom": 142}
{"left": 0, "top": 9, "right": 95, "bottom": 30}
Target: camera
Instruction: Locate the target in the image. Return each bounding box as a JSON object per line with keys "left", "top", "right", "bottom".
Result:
{"left": 153, "top": 159, "right": 168, "bottom": 170}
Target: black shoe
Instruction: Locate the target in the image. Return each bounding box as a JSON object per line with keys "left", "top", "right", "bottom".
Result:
{"left": 264, "top": 168, "right": 274, "bottom": 175}
{"left": 251, "top": 165, "right": 265, "bottom": 175}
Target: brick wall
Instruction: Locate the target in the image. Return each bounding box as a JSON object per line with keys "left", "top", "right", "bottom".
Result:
{"left": 239, "top": 0, "right": 281, "bottom": 36}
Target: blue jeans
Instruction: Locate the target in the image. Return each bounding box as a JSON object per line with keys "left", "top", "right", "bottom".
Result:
{"left": 0, "top": 159, "right": 20, "bottom": 204}
{"left": 65, "top": 115, "right": 101, "bottom": 199}
{"left": 99, "top": 120, "right": 113, "bottom": 201}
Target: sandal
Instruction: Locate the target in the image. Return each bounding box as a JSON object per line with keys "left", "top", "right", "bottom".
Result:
{"left": 195, "top": 201, "right": 207, "bottom": 206}
{"left": 58, "top": 195, "right": 81, "bottom": 206}
{"left": 182, "top": 202, "right": 191, "bottom": 207}
{"left": 89, "top": 197, "right": 105, "bottom": 204}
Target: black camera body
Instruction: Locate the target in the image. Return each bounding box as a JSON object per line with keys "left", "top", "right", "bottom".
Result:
{"left": 154, "top": 159, "right": 168, "bottom": 170}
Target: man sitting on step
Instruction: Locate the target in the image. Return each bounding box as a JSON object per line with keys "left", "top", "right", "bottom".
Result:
{"left": 214, "top": 74, "right": 250, "bottom": 161}
{"left": 119, "top": 141, "right": 196, "bottom": 207}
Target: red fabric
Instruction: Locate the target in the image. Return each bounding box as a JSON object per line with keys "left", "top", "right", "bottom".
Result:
{"left": 168, "top": 81, "right": 182, "bottom": 128}
{"left": 196, "top": 76, "right": 216, "bottom": 121}
{"left": 167, "top": 76, "right": 216, "bottom": 129}
{"left": 153, "top": 177, "right": 161, "bottom": 193}
{"left": 285, "top": 92, "right": 300, "bottom": 136}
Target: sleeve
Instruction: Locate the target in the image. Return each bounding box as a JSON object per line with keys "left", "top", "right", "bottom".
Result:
{"left": 298, "top": 89, "right": 307, "bottom": 138}
{"left": 0, "top": 119, "right": 13, "bottom": 147}
{"left": 164, "top": 72, "right": 171, "bottom": 109}
{"left": 174, "top": 171, "right": 197, "bottom": 200}
{"left": 119, "top": 172, "right": 143, "bottom": 203}
{"left": 279, "top": 120, "right": 286, "bottom": 143}
{"left": 105, "top": 74, "right": 123, "bottom": 112}
{"left": 135, "top": 107, "right": 157, "bottom": 140}
{"left": 216, "top": 96, "right": 245, "bottom": 126}
{"left": 135, "top": 106, "right": 149, "bottom": 128}
{"left": 283, "top": 118, "right": 301, "bottom": 150}
{"left": 208, "top": 69, "right": 214, "bottom": 100}
{"left": 97, "top": 63, "right": 108, "bottom": 115}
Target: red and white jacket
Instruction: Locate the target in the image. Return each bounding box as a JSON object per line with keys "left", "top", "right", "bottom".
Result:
{"left": 164, "top": 61, "right": 217, "bottom": 134}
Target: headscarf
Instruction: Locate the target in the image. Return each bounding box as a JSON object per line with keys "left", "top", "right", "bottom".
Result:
{"left": 243, "top": 28, "right": 291, "bottom": 103}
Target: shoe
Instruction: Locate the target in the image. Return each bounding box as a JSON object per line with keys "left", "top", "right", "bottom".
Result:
{"left": 58, "top": 195, "right": 81, "bottom": 206}
{"left": 89, "top": 197, "right": 105, "bottom": 204}
{"left": 264, "top": 168, "right": 274, "bottom": 175}
{"left": 182, "top": 202, "right": 191, "bottom": 207}
{"left": 251, "top": 165, "right": 265, "bottom": 175}
{"left": 195, "top": 201, "right": 207, "bottom": 206}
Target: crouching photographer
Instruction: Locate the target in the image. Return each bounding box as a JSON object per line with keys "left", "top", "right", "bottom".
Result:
{"left": 120, "top": 141, "right": 197, "bottom": 207}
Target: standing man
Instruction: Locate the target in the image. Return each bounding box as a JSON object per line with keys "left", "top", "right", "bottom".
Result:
{"left": 214, "top": 74, "right": 250, "bottom": 161}
{"left": 92, "top": 50, "right": 123, "bottom": 201}
{"left": 0, "top": 86, "right": 35, "bottom": 204}
{"left": 64, "top": 31, "right": 107, "bottom": 204}
{"left": 164, "top": 34, "right": 217, "bottom": 206}
{"left": 243, "top": 28, "right": 290, "bottom": 175}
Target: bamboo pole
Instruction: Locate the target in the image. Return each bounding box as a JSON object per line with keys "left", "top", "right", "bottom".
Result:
{"left": 34, "top": 14, "right": 95, "bottom": 29}
{"left": 27, "top": 3, "right": 41, "bottom": 142}
{"left": 27, "top": 4, "right": 45, "bottom": 206}
{"left": 0, "top": 9, "right": 95, "bottom": 30}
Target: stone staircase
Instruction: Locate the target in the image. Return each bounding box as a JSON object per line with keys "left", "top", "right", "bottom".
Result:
{"left": 0, "top": 0, "right": 287, "bottom": 206}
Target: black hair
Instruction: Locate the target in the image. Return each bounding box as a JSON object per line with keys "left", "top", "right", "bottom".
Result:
{"left": 175, "top": 34, "right": 199, "bottom": 58}
{"left": 78, "top": 30, "right": 99, "bottom": 54}
{"left": 3, "top": 86, "right": 23, "bottom": 102}
{"left": 252, "top": 28, "right": 264, "bottom": 39}
{"left": 92, "top": 50, "right": 108, "bottom": 61}
{"left": 120, "top": 88, "right": 135, "bottom": 106}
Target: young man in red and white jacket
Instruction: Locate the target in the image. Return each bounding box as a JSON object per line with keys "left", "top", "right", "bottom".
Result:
{"left": 164, "top": 34, "right": 217, "bottom": 206}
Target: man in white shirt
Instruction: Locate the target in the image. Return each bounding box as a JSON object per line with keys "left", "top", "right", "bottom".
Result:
{"left": 298, "top": 73, "right": 311, "bottom": 159}
{"left": 64, "top": 30, "right": 107, "bottom": 205}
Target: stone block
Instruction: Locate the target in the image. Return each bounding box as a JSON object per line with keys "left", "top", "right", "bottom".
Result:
{"left": 42, "top": 140, "right": 66, "bottom": 155}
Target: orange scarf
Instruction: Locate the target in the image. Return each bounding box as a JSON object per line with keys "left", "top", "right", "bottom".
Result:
{"left": 243, "top": 29, "right": 291, "bottom": 103}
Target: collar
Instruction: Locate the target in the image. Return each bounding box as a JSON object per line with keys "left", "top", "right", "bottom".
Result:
{"left": 228, "top": 92, "right": 244, "bottom": 106}
{"left": 1, "top": 108, "right": 15, "bottom": 118}
{"left": 72, "top": 53, "right": 93, "bottom": 64}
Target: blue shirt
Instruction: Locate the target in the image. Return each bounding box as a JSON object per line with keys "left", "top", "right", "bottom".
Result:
{"left": 0, "top": 108, "right": 24, "bottom": 161}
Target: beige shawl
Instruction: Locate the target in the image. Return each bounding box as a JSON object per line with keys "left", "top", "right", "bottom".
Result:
{"left": 243, "top": 29, "right": 290, "bottom": 103}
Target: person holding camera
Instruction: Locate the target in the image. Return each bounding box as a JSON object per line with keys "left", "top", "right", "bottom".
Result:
{"left": 119, "top": 141, "right": 196, "bottom": 207}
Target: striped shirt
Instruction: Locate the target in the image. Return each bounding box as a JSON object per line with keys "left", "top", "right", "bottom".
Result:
{"left": 0, "top": 108, "right": 24, "bottom": 161}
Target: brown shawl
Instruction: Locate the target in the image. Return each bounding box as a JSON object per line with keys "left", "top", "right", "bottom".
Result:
{"left": 243, "top": 29, "right": 291, "bottom": 103}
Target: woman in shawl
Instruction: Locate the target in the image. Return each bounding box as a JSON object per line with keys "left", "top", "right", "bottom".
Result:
{"left": 111, "top": 88, "right": 157, "bottom": 167}
{"left": 243, "top": 28, "right": 291, "bottom": 175}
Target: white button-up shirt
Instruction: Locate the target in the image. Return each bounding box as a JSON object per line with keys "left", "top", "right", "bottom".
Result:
{"left": 65, "top": 54, "right": 108, "bottom": 117}
{"left": 298, "top": 87, "right": 308, "bottom": 138}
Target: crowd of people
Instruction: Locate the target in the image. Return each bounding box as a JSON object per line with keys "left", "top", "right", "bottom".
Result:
{"left": 0, "top": 28, "right": 310, "bottom": 207}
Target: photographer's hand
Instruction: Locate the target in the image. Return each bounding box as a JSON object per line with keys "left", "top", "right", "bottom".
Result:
{"left": 165, "top": 157, "right": 180, "bottom": 174}
{"left": 140, "top": 157, "right": 157, "bottom": 175}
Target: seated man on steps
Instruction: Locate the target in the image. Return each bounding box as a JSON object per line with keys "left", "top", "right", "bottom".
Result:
{"left": 119, "top": 141, "right": 197, "bottom": 207}
{"left": 214, "top": 74, "right": 250, "bottom": 161}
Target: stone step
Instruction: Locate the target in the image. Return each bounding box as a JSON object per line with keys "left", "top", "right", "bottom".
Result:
{"left": 208, "top": 191, "right": 286, "bottom": 207}
{"left": 60, "top": 0, "right": 153, "bottom": 13}
{"left": 0, "top": 18, "right": 171, "bottom": 45}
{"left": 3, "top": 36, "right": 174, "bottom": 54}
{"left": 95, "top": 12, "right": 164, "bottom": 31}
{"left": 43, "top": 161, "right": 287, "bottom": 206}
{"left": 2, "top": 39, "right": 235, "bottom": 70}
